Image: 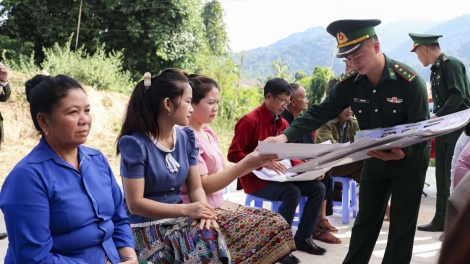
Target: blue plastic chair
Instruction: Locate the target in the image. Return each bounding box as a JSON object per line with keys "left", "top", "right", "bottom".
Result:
{"left": 222, "top": 186, "right": 230, "bottom": 200}
{"left": 244, "top": 194, "right": 304, "bottom": 226}
{"left": 331, "top": 176, "right": 358, "bottom": 224}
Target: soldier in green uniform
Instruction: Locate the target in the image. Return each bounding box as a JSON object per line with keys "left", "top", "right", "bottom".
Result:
{"left": 0, "top": 62, "right": 11, "bottom": 240}
{"left": 265, "top": 19, "right": 430, "bottom": 264}
{"left": 409, "top": 33, "right": 470, "bottom": 232}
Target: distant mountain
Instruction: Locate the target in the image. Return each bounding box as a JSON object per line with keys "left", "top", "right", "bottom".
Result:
{"left": 237, "top": 15, "right": 470, "bottom": 83}
{"left": 389, "top": 15, "right": 470, "bottom": 78}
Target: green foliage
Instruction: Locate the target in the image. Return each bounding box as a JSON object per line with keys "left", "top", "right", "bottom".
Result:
{"left": 0, "top": 35, "right": 34, "bottom": 63}
{"left": 294, "top": 70, "right": 308, "bottom": 82}
{"left": 308, "top": 66, "right": 335, "bottom": 104}
{"left": 0, "top": 0, "right": 104, "bottom": 64}
{"left": 196, "top": 54, "right": 263, "bottom": 123}
{"left": 3, "top": 52, "right": 40, "bottom": 77}
{"left": 202, "top": 0, "right": 229, "bottom": 56}
{"left": 268, "top": 57, "right": 292, "bottom": 82}
{"left": 5, "top": 38, "right": 133, "bottom": 93}
{"left": 0, "top": 0, "right": 221, "bottom": 80}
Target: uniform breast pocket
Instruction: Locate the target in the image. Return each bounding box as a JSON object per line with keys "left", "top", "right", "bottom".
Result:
{"left": 352, "top": 102, "right": 371, "bottom": 129}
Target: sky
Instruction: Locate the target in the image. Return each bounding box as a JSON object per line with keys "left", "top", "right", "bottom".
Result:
{"left": 220, "top": 0, "right": 469, "bottom": 52}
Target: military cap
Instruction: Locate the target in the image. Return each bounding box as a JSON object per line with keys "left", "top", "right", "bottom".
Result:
{"left": 408, "top": 33, "right": 443, "bottom": 52}
{"left": 326, "top": 19, "right": 381, "bottom": 58}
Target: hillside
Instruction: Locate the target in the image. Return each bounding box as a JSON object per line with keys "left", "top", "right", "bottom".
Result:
{"left": 0, "top": 72, "right": 129, "bottom": 183}
{"left": 238, "top": 15, "right": 470, "bottom": 82}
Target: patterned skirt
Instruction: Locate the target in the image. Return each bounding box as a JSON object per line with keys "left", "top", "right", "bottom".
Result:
{"left": 216, "top": 205, "right": 296, "bottom": 264}
{"left": 132, "top": 217, "right": 230, "bottom": 264}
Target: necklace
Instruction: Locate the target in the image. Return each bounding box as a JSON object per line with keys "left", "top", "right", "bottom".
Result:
{"left": 150, "top": 127, "right": 180, "bottom": 173}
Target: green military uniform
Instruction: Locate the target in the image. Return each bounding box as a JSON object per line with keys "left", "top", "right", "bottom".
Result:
{"left": 409, "top": 33, "right": 470, "bottom": 228}
{"left": 315, "top": 116, "right": 359, "bottom": 144}
{"left": 0, "top": 81, "right": 12, "bottom": 143}
{"left": 283, "top": 20, "right": 430, "bottom": 264}
{"left": 315, "top": 116, "right": 363, "bottom": 182}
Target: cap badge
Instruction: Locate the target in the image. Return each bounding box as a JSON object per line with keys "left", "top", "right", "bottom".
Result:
{"left": 387, "top": 97, "right": 403, "bottom": 103}
{"left": 337, "top": 31, "right": 348, "bottom": 44}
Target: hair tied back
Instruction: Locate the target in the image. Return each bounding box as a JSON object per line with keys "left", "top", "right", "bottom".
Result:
{"left": 143, "top": 72, "right": 151, "bottom": 90}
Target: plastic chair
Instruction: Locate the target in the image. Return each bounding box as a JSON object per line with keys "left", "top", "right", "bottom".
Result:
{"left": 244, "top": 194, "right": 304, "bottom": 226}
{"left": 331, "top": 176, "right": 357, "bottom": 224}
{"left": 222, "top": 186, "right": 230, "bottom": 200}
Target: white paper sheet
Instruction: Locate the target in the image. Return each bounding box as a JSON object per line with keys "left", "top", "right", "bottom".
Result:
{"left": 251, "top": 159, "right": 330, "bottom": 182}
{"left": 259, "top": 109, "right": 470, "bottom": 173}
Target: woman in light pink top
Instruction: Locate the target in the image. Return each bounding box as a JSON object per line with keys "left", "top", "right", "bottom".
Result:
{"left": 453, "top": 140, "right": 470, "bottom": 188}
{"left": 180, "top": 74, "right": 297, "bottom": 264}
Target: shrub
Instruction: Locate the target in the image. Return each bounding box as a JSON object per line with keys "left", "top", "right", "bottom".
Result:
{"left": 4, "top": 37, "right": 134, "bottom": 94}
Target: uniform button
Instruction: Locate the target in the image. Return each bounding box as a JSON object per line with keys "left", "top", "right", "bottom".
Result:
{"left": 358, "top": 110, "right": 362, "bottom": 113}
{"left": 373, "top": 90, "right": 376, "bottom": 93}
{"left": 171, "top": 187, "right": 175, "bottom": 191}
{"left": 164, "top": 194, "right": 167, "bottom": 197}
{"left": 393, "top": 110, "right": 396, "bottom": 113}
{"left": 438, "top": 105, "right": 440, "bottom": 108}
{"left": 375, "top": 109, "right": 378, "bottom": 112}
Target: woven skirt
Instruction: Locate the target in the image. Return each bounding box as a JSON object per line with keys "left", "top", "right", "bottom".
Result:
{"left": 216, "top": 205, "right": 296, "bottom": 264}
{"left": 132, "top": 217, "right": 230, "bottom": 264}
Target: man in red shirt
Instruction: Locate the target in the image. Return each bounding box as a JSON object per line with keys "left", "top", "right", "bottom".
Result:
{"left": 228, "top": 78, "right": 326, "bottom": 259}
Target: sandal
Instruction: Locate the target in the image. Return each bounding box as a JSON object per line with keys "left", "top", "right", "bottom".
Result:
{"left": 317, "top": 218, "right": 338, "bottom": 233}
{"left": 312, "top": 228, "right": 342, "bottom": 244}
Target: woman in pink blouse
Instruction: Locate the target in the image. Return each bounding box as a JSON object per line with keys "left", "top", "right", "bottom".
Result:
{"left": 453, "top": 140, "right": 470, "bottom": 188}
{"left": 180, "top": 74, "right": 298, "bottom": 264}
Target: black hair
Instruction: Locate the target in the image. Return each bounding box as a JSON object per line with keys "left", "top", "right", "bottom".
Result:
{"left": 424, "top": 43, "right": 441, "bottom": 50}
{"left": 116, "top": 68, "right": 189, "bottom": 155}
{"left": 25, "top": 74, "right": 83, "bottom": 135}
{"left": 187, "top": 74, "right": 219, "bottom": 104}
{"left": 264, "top": 78, "right": 292, "bottom": 98}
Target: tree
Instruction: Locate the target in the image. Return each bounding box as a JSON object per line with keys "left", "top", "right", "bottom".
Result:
{"left": 202, "top": 0, "right": 229, "bottom": 56}
{"left": 294, "top": 70, "right": 308, "bottom": 82}
{"left": 0, "top": 0, "right": 215, "bottom": 80}
{"left": 0, "top": 35, "right": 34, "bottom": 62}
{"left": 269, "top": 57, "right": 292, "bottom": 82}
{"left": 308, "top": 66, "right": 335, "bottom": 104}
{"left": 0, "top": 0, "right": 104, "bottom": 64}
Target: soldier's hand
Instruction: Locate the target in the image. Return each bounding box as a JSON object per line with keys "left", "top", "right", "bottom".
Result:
{"left": 367, "top": 148, "right": 406, "bottom": 161}
{"left": 264, "top": 134, "right": 288, "bottom": 143}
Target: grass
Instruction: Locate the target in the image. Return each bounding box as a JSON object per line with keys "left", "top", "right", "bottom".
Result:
{"left": 210, "top": 117, "right": 235, "bottom": 157}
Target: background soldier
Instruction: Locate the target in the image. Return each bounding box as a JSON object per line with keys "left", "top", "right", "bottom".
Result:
{"left": 409, "top": 33, "right": 470, "bottom": 233}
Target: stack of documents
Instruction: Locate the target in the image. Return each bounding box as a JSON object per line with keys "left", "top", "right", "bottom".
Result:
{"left": 252, "top": 159, "right": 330, "bottom": 182}
{"left": 258, "top": 109, "right": 470, "bottom": 176}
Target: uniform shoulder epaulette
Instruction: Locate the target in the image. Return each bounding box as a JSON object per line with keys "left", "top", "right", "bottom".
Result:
{"left": 392, "top": 62, "right": 416, "bottom": 82}
{"left": 339, "top": 70, "right": 358, "bottom": 83}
